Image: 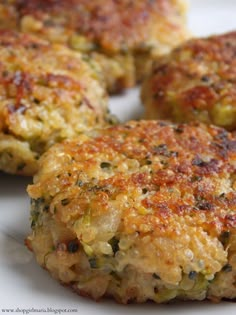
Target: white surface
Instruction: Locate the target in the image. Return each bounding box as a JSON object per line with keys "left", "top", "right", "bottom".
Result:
{"left": 1, "top": 1, "right": 236, "bottom": 314}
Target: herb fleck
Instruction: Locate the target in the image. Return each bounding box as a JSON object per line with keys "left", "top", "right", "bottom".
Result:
{"left": 89, "top": 257, "right": 98, "bottom": 269}
{"left": 219, "top": 231, "right": 231, "bottom": 246}
{"left": 31, "top": 197, "right": 45, "bottom": 211}
{"left": 17, "top": 162, "right": 26, "bottom": 171}
{"left": 109, "top": 237, "right": 119, "bottom": 254}
{"left": 192, "top": 156, "right": 206, "bottom": 167}
{"left": 43, "top": 205, "right": 49, "bottom": 212}
{"left": 76, "top": 180, "right": 84, "bottom": 187}
{"left": 153, "top": 273, "right": 161, "bottom": 280}
{"left": 61, "top": 198, "right": 70, "bottom": 206}
{"left": 222, "top": 264, "right": 232, "bottom": 273}
{"left": 67, "top": 240, "right": 79, "bottom": 253}
{"left": 174, "top": 126, "right": 184, "bottom": 133}
{"left": 100, "top": 162, "right": 111, "bottom": 169}
{"left": 34, "top": 98, "right": 40, "bottom": 104}
{"left": 142, "top": 188, "right": 148, "bottom": 194}
{"left": 31, "top": 210, "right": 39, "bottom": 228}
{"left": 188, "top": 271, "right": 197, "bottom": 280}
{"left": 201, "top": 76, "right": 210, "bottom": 82}
{"left": 191, "top": 175, "right": 202, "bottom": 182}
{"left": 195, "top": 201, "right": 214, "bottom": 211}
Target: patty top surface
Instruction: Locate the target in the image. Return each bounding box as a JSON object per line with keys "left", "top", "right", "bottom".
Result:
{"left": 29, "top": 120, "right": 236, "bottom": 243}
{"left": 1, "top": 0, "right": 188, "bottom": 53}
{"left": 142, "top": 31, "right": 236, "bottom": 130}
{"left": 0, "top": 30, "right": 109, "bottom": 154}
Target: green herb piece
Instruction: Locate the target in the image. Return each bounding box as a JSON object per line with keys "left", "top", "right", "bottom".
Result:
{"left": 76, "top": 180, "right": 84, "bottom": 187}
{"left": 219, "top": 193, "right": 226, "bottom": 199}
{"left": 142, "top": 188, "right": 148, "bottom": 194}
{"left": 31, "top": 210, "right": 40, "bottom": 228}
{"left": 191, "top": 175, "right": 202, "bottom": 182}
{"left": 67, "top": 240, "right": 79, "bottom": 253}
{"left": 17, "top": 162, "right": 26, "bottom": 171}
{"left": 174, "top": 126, "right": 184, "bottom": 133}
{"left": 100, "top": 162, "right": 111, "bottom": 169}
{"left": 222, "top": 264, "right": 232, "bottom": 273}
{"left": 43, "top": 205, "right": 49, "bottom": 212}
{"left": 219, "top": 231, "right": 231, "bottom": 246}
{"left": 61, "top": 198, "right": 70, "bottom": 206}
{"left": 89, "top": 257, "right": 98, "bottom": 269}
{"left": 109, "top": 237, "right": 119, "bottom": 254}
{"left": 110, "top": 271, "right": 121, "bottom": 281}
{"left": 188, "top": 271, "right": 197, "bottom": 280}
{"left": 31, "top": 197, "right": 45, "bottom": 215}
{"left": 153, "top": 273, "right": 161, "bottom": 280}
{"left": 34, "top": 98, "right": 40, "bottom": 104}
{"left": 195, "top": 200, "right": 213, "bottom": 211}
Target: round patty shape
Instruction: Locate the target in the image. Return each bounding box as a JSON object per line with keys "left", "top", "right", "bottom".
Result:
{"left": 142, "top": 31, "right": 236, "bottom": 131}
{"left": 0, "top": 30, "right": 110, "bottom": 176}
{"left": 26, "top": 120, "right": 236, "bottom": 303}
{"left": 0, "top": 0, "right": 189, "bottom": 93}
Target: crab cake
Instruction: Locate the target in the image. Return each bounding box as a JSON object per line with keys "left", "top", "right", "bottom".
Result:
{"left": 142, "top": 32, "right": 236, "bottom": 131}
{"left": 26, "top": 120, "right": 236, "bottom": 303}
{"left": 0, "top": 30, "right": 111, "bottom": 176}
{"left": 0, "top": 0, "right": 189, "bottom": 93}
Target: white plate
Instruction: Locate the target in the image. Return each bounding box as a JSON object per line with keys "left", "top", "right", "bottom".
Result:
{"left": 0, "top": 1, "right": 236, "bottom": 313}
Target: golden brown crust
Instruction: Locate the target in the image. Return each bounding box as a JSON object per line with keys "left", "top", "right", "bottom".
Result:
{"left": 142, "top": 31, "right": 236, "bottom": 131}
{"left": 30, "top": 120, "right": 236, "bottom": 235}
{"left": 0, "top": 0, "right": 189, "bottom": 93}
{"left": 27, "top": 120, "right": 236, "bottom": 303}
{"left": 0, "top": 30, "right": 110, "bottom": 175}
{"left": 15, "top": 0, "right": 186, "bottom": 52}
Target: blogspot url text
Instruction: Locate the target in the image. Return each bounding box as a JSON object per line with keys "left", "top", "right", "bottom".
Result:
{"left": 1, "top": 307, "right": 78, "bottom": 314}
